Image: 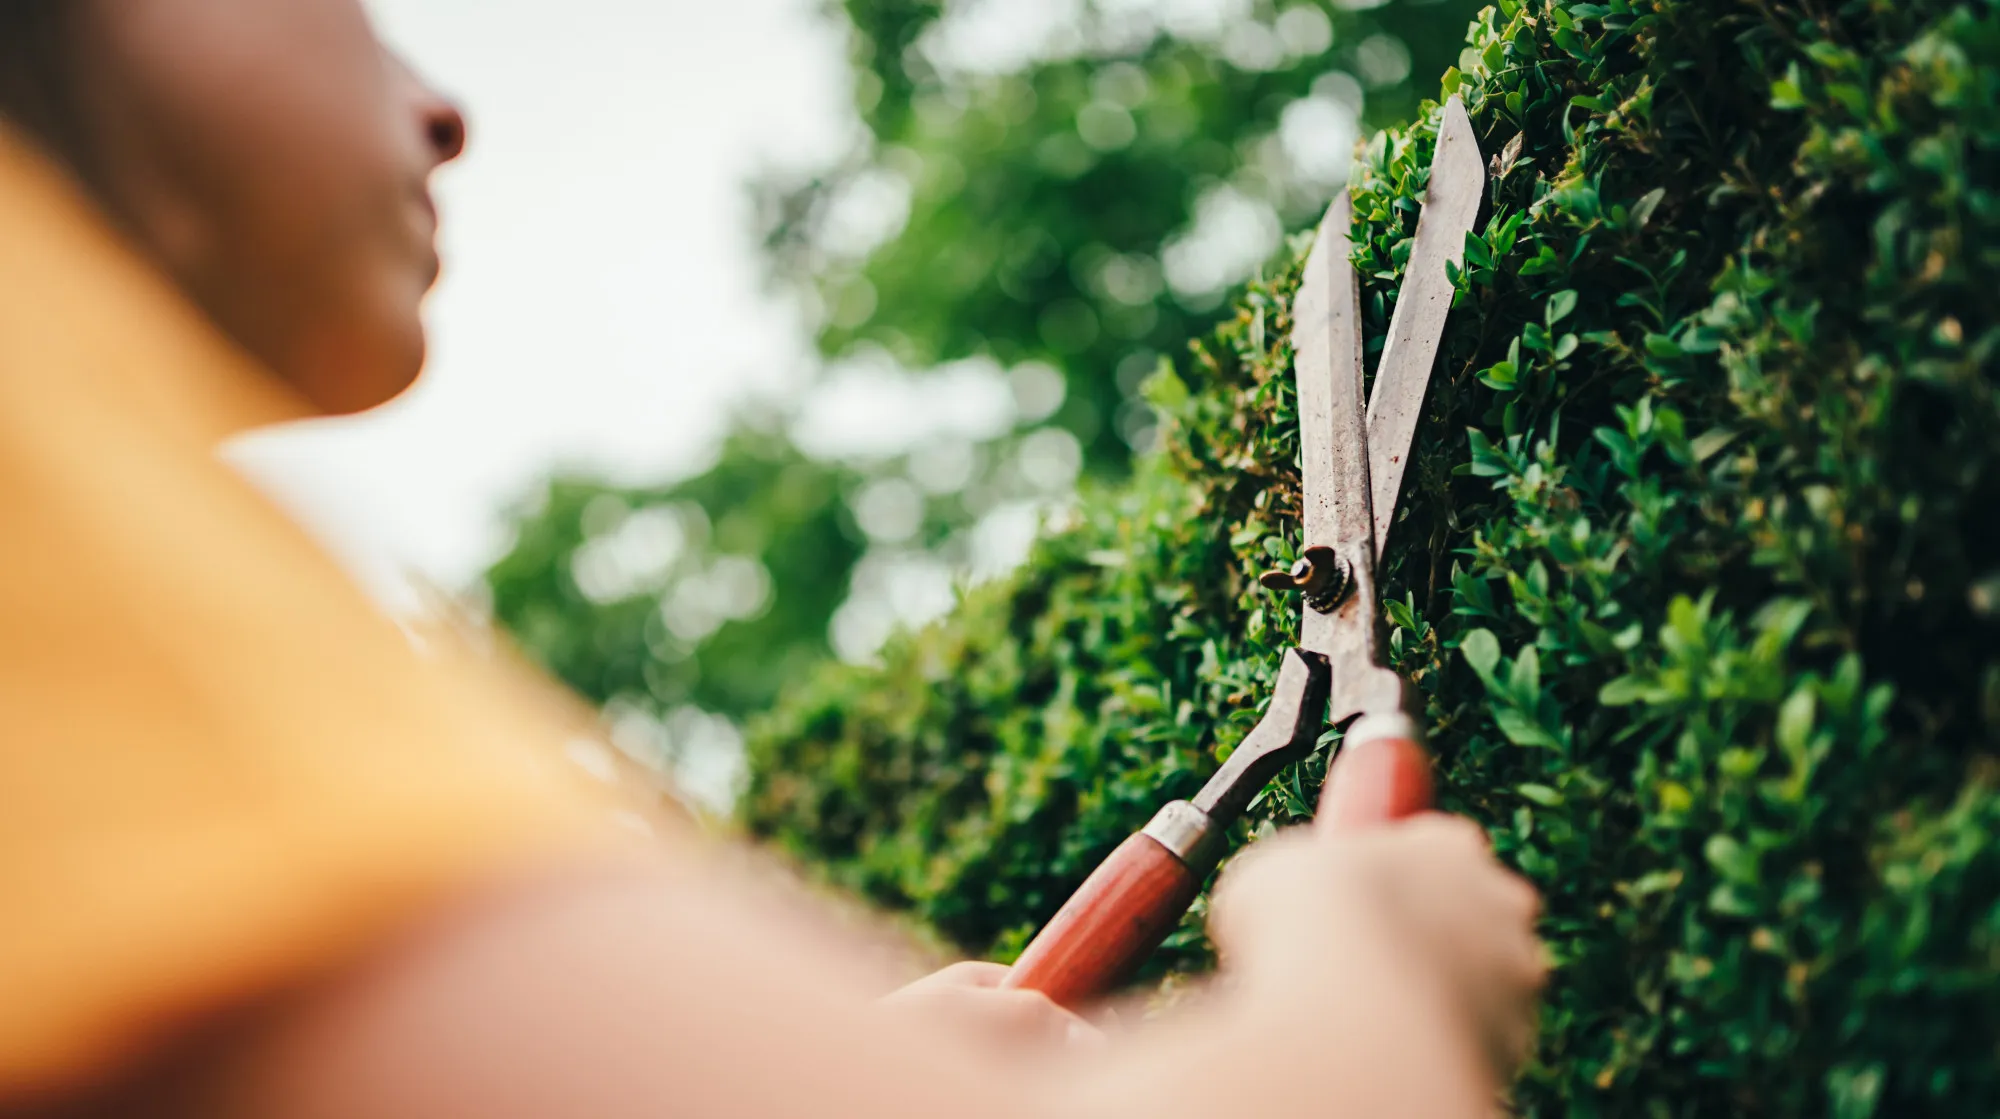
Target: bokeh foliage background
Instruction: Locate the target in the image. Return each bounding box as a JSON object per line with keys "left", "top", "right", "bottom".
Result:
{"left": 485, "top": 0, "right": 1484, "bottom": 775}
{"left": 492, "top": 0, "right": 2000, "bottom": 1112}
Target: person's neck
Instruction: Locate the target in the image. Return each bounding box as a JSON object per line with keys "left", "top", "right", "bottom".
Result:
{"left": 0, "top": 124, "right": 318, "bottom": 447}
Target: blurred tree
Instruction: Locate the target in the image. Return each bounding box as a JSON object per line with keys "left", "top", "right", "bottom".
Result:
{"left": 484, "top": 0, "right": 1484, "bottom": 794}
{"left": 488, "top": 426, "right": 864, "bottom": 721}
{"left": 772, "top": 0, "right": 1486, "bottom": 467}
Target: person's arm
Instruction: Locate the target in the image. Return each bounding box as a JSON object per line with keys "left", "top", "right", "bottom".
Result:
{"left": 90, "top": 816, "right": 1541, "bottom": 1119}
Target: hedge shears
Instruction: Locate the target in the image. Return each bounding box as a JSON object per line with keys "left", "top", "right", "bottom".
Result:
{"left": 1001, "top": 97, "right": 1486, "bottom": 1008}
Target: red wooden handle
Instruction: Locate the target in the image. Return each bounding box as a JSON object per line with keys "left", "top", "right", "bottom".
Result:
{"left": 1317, "top": 720, "right": 1434, "bottom": 830}
{"left": 1001, "top": 830, "right": 1203, "bottom": 1007}
{"left": 1003, "top": 712, "right": 1428, "bottom": 1006}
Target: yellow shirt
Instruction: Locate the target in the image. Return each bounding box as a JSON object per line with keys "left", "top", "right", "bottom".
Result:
{"left": 0, "top": 127, "right": 634, "bottom": 1100}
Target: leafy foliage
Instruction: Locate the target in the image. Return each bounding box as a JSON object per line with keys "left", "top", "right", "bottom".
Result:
{"left": 742, "top": 0, "right": 2000, "bottom": 1113}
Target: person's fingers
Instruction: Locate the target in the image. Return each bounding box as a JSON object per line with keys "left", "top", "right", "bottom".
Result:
{"left": 1453, "top": 866, "right": 1547, "bottom": 1079}
{"left": 883, "top": 960, "right": 1010, "bottom": 1003}
{"left": 1486, "top": 1004, "right": 1540, "bottom": 1078}
{"left": 1469, "top": 867, "right": 1543, "bottom": 980}
{"left": 983, "top": 988, "right": 1101, "bottom": 1046}
{"left": 1498, "top": 868, "right": 1540, "bottom": 922}
{"left": 929, "top": 960, "right": 1011, "bottom": 988}
{"left": 1046, "top": 1000, "right": 1106, "bottom": 1047}
{"left": 1404, "top": 812, "right": 1492, "bottom": 858}
{"left": 1338, "top": 816, "right": 1546, "bottom": 1076}
{"left": 1206, "top": 830, "right": 1321, "bottom": 955}
{"left": 1210, "top": 814, "right": 1548, "bottom": 1047}
{"left": 878, "top": 961, "right": 1109, "bottom": 1050}
{"left": 1064, "top": 1015, "right": 1108, "bottom": 1047}
{"left": 1019, "top": 992, "right": 1106, "bottom": 1048}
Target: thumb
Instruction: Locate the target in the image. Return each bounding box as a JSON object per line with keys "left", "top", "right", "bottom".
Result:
{"left": 1317, "top": 731, "right": 1433, "bottom": 831}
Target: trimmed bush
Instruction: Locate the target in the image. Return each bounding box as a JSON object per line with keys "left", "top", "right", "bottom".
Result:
{"left": 743, "top": 0, "right": 2000, "bottom": 1112}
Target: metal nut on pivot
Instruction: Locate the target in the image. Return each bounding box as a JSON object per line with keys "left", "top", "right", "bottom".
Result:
{"left": 1256, "top": 545, "right": 1353, "bottom": 613}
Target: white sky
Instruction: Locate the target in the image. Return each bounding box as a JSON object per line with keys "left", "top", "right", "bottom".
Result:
{"left": 230, "top": 0, "right": 855, "bottom": 586}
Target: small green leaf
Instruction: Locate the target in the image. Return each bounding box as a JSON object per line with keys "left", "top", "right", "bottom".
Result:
{"left": 1771, "top": 65, "right": 1807, "bottom": 111}
{"left": 1509, "top": 645, "right": 1542, "bottom": 695}
{"left": 1688, "top": 426, "right": 1739, "bottom": 463}
{"left": 1625, "top": 869, "right": 1684, "bottom": 898}
{"left": 1144, "top": 366, "right": 1190, "bottom": 410}
{"left": 1467, "top": 429, "right": 1512, "bottom": 477}
{"left": 1599, "top": 675, "right": 1652, "bottom": 705}
{"left": 1644, "top": 333, "right": 1685, "bottom": 359}
{"left": 1479, "top": 360, "right": 1520, "bottom": 391}
{"left": 1464, "top": 231, "right": 1496, "bottom": 270}
{"left": 1705, "top": 834, "right": 1760, "bottom": 885}
{"left": 1384, "top": 597, "right": 1418, "bottom": 631}
{"left": 1462, "top": 628, "right": 1502, "bottom": 683}
{"left": 1546, "top": 289, "right": 1579, "bottom": 325}
{"left": 1777, "top": 688, "right": 1816, "bottom": 759}
{"left": 1827, "top": 1063, "right": 1885, "bottom": 1119}
{"left": 1630, "top": 186, "right": 1667, "bottom": 229}
{"left": 1495, "top": 707, "right": 1563, "bottom": 749}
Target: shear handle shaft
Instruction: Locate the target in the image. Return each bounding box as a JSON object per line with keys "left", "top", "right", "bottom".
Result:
{"left": 1001, "top": 802, "right": 1218, "bottom": 1007}
{"left": 1001, "top": 652, "right": 1356, "bottom": 1007}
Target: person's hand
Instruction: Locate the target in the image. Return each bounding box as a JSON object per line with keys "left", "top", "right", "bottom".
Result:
{"left": 880, "top": 961, "right": 1104, "bottom": 1052}
{"left": 1209, "top": 814, "right": 1546, "bottom": 1079}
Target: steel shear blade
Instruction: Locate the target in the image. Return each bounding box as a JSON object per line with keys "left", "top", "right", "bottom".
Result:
{"left": 1195, "top": 95, "right": 1487, "bottom": 824}
{"left": 1000, "top": 98, "right": 1485, "bottom": 1006}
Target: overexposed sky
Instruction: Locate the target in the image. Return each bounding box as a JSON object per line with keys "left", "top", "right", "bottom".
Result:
{"left": 230, "top": 0, "right": 854, "bottom": 585}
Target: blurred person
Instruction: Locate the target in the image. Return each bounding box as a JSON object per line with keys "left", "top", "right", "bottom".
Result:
{"left": 0, "top": 1, "right": 1545, "bottom": 1116}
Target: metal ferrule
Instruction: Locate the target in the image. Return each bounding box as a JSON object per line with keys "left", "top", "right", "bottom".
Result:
{"left": 1142, "top": 800, "right": 1226, "bottom": 874}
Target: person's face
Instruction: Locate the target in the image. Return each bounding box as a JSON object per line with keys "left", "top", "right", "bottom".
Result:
{"left": 64, "top": 0, "right": 465, "bottom": 413}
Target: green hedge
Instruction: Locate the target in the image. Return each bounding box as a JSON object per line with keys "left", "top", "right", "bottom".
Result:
{"left": 742, "top": 0, "right": 2000, "bottom": 1112}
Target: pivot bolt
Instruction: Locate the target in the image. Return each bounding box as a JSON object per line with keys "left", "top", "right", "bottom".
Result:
{"left": 1257, "top": 545, "right": 1353, "bottom": 613}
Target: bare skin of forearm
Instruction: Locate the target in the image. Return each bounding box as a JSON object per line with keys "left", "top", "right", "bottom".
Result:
{"left": 66, "top": 853, "right": 1500, "bottom": 1119}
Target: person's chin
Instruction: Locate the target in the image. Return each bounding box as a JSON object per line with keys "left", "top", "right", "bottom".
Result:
{"left": 292, "top": 315, "right": 427, "bottom": 416}
{"left": 353, "top": 325, "right": 427, "bottom": 413}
